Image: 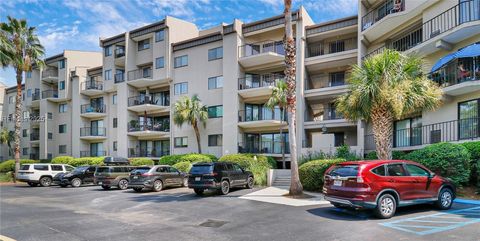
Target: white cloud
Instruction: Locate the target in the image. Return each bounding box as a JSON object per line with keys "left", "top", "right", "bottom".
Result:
{"left": 302, "top": 0, "right": 357, "bottom": 16}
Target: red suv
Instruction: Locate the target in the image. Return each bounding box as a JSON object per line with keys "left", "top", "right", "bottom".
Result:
{"left": 323, "top": 160, "right": 456, "bottom": 219}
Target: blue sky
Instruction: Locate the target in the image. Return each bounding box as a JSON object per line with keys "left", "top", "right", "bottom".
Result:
{"left": 0, "top": 0, "right": 357, "bottom": 87}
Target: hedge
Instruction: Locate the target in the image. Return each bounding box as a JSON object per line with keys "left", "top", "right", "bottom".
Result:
{"left": 130, "top": 158, "right": 154, "bottom": 166}
{"left": 69, "top": 157, "right": 104, "bottom": 167}
{"left": 461, "top": 141, "right": 480, "bottom": 186}
{"left": 51, "top": 156, "right": 74, "bottom": 164}
{"left": 299, "top": 159, "right": 347, "bottom": 191}
{"left": 173, "top": 161, "right": 192, "bottom": 173}
{"left": 218, "top": 153, "right": 275, "bottom": 186}
{"left": 365, "top": 150, "right": 407, "bottom": 160}
{"left": 158, "top": 154, "right": 216, "bottom": 165}
{"left": 405, "top": 142, "right": 470, "bottom": 186}
{"left": 0, "top": 159, "right": 38, "bottom": 173}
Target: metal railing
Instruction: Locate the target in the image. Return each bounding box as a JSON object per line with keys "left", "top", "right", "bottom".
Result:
{"left": 305, "top": 73, "right": 347, "bottom": 90}
{"left": 239, "top": 40, "right": 285, "bottom": 58}
{"left": 390, "top": 27, "right": 423, "bottom": 52}
{"left": 307, "top": 37, "right": 357, "bottom": 58}
{"left": 128, "top": 122, "right": 170, "bottom": 132}
{"left": 238, "top": 141, "right": 290, "bottom": 154}
{"left": 127, "top": 68, "right": 152, "bottom": 81}
{"left": 81, "top": 81, "right": 103, "bottom": 91}
{"left": 430, "top": 57, "right": 480, "bottom": 88}
{"left": 114, "top": 72, "right": 125, "bottom": 83}
{"left": 364, "top": 117, "right": 480, "bottom": 150}
{"left": 41, "top": 69, "right": 58, "bottom": 79}
{"left": 128, "top": 95, "right": 170, "bottom": 107}
{"left": 30, "top": 132, "right": 40, "bottom": 141}
{"left": 238, "top": 107, "right": 287, "bottom": 122}
{"left": 362, "top": 0, "right": 405, "bottom": 31}
{"left": 128, "top": 148, "right": 170, "bottom": 158}
{"left": 115, "top": 47, "right": 125, "bottom": 58}
{"left": 32, "top": 92, "right": 40, "bottom": 101}
{"left": 80, "top": 104, "right": 106, "bottom": 114}
{"left": 238, "top": 74, "right": 284, "bottom": 90}
{"left": 80, "top": 151, "right": 106, "bottom": 157}
{"left": 305, "top": 108, "right": 344, "bottom": 121}
{"left": 41, "top": 90, "right": 58, "bottom": 99}
{"left": 80, "top": 127, "right": 106, "bottom": 137}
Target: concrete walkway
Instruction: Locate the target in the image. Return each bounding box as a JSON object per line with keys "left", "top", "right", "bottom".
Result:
{"left": 239, "top": 186, "right": 330, "bottom": 207}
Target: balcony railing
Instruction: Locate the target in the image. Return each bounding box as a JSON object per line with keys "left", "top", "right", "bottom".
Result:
{"left": 127, "top": 68, "right": 152, "bottom": 81}
{"left": 128, "top": 95, "right": 170, "bottom": 107}
{"left": 128, "top": 122, "right": 170, "bottom": 132}
{"left": 238, "top": 74, "right": 284, "bottom": 90}
{"left": 81, "top": 81, "right": 103, "bottom": 91}
{"left": 41, "top": 90, "right": 58, "bottom": 99}
{"left": 80, "top": 151, "right": 106, "bottom": 157}
{"left": 30, "top": 132, "right": 40, "bottom": 141}
{"left": 430, "top": 57, "right": 480, "bottom": 88}
{"left": 41, "top": 69, "right": 58, "bottom": 79}
{"left": 115, "top": 47, "right": 125, "bottom": 58}
{"left": 128, "top": 148, "right": 170, "bottom": 158}
{"left": 364, "top": 117, "right": 480, "bottom": 150}
{"left": 114, "top": 72, "right": 125, "bottom": 83}
{"left": 80, "top": 127, "right": 106, "bottom": 137}
{"left": 305, "top": 108, "right": 344, "bottom": 122}
{"left": 238, "top": 107, "right": 287, "bottom": 122}
{"left": 362, "top": 0, "right": 405, "bottom": 31}
{"left": 305, "top": 73, "right": 347, "bottom": 90}
{"left": 238, "top": 141, "right": 290, "bottom": 154}
{"left": 32, "top": 92, "right": 40, "bottom": 101}
{"left": 307, "top": 37, "right": 357, "bottom": 58}
{"left": 80, "top": 104, "right": 106, "bottom": 114}
{"left": 239, "top": 40, "right": 285, "bottom": 58}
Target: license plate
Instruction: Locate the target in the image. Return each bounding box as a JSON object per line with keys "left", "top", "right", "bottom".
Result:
{"left": 195, "top": 177, "right": 201, "bottom": 181}
{"left": 133, "top": 176, "right": 138, "bottom": 179}
{"left": 98, "top": 182, "right": 102, "bottom": 185}
{"left": 333, "top": 180, "right": 342, "bottom": 186}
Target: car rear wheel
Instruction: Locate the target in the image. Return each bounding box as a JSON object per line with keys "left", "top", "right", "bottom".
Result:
{"left": 118, "top": 179, "right": 129, "bottom": 190}
{"left": 133, "top": 187, "right": 143, "bottom": 192}
{"left": 39, "top": 176, "right": 52, "bottom": 187}
{"left": 101, "top": 185, "right": 111, "bottom": 190}
{"left": 27, "top": 182, "right": 38, "bottom": 187}
{"left": 152, "top": 180, "right": 163, "bottom": 192}
{"left": 71, "top": 178, "right": 82, "bottom": 188}
{"left": 436, "top": 188, "right": 453, "bottom": 210}
{"left": 375, "top": 194, "right": 396, "bottom": 219}
{"left": 194, "top": 188, "right": 204, "bottom": 195}
{"left": 220, "top": 180, "right": 230, "bottom": 195}
{"left": 245, "top": 176, "right": 254, "bottom": 189}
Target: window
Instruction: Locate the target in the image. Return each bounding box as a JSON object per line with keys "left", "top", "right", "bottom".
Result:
{"left": 59, "top": 145, "right": 67, "bottom": 154}
{"left": 371, "top": 165, "right": 386, "bottom": 176}
{"left": 113, "top": 118, "right": 118, "bottom": 128}
{"left": 58, "top": 59, "right": 65, "bottom": 69}
{"left": 208, "top": 76, "right": 223, "bottom": 89}
{"left": 59, "top": 124, "right": 67, "bottom": 134}
{"left": 26, "top": 71, "right": 32, "bottom": 78}
{"left": 330, "top": 72, "right": 345, "bottom": 86}
{"left": 47, "top": 112, "right": 53, "bottom": 119}
{"left": 9, "top": 96, "right": 14, "bottom": 104}
{"left": 174, "top": 137, "right": 188, "bottom": 147}
{"left": 22, "top": 129, "right": 27, "bottom": 137}
{"left": 66, "top": 166, "right": 74, "bottom": 172}
{"left": 208, "top": 105, "right": 223, "bottom": 118}
{"left": 155, "top": 57, "right": 165, "bottom": 69}
{"left": 138, "top": 39, "right": 150, "bottom": 51}
{"left": 22, "top": 148, "right": 28, "bottom": 155}
{"left": 104, "top": 69, "right": 112, "bottom": 80}
{"left": 59, "top": 103, "right": 68, "bottom": 113}
{"left": 48, "top": 132, "right": 53, "bottom": 140}
{"left": 51, "top": 165, "right": 63, "bottom": 171}
{"left": 168, "top": 167, "right": 179, "bottom": 173}
{"left": 59, "top": 81, "right": 65, "bottom": 90}
{"left": 174, "top": 82, "right": 188, "bottom": 95}
{"left": 233, "top": 164, "right": 242, "bottom": 172}
{"left": 27, "top": 89, "right": 32, "bottom": 97}
{"left": 405, "top": 164, "right": 429, "bottom": 177}
{"left": 104, "top": 45, "right": 112, "bottom": 56}
{"left": 208, "top": 134, "right": 222, "bottom": 146}
{"left": 113, "top": 141, "right": 117, "bottom": 151}
{"left": 208, "top": 47, "right": 223, "bottom": 61}
{"left": 23, "top": 111, "right": 29, "bottom": 119}
{"left": 174, "top": 55, "right": 188, "bottom": 68}
{"left": 155, "top": 29, "right": 165, "bottom": 42}
{"left": 387, "top": 164, "right": 407, "bottom": 176}
{"left": 157, "top": 166, "right": 168, "bottom": 172}
{"left": 458, "top": 99, "right": 479, "bottom": 139}
{"left": 34, "top": 165, "right": 49, "bottom": 171}
{"left": 394, "top": 117, "right": 422, "bottom": 147}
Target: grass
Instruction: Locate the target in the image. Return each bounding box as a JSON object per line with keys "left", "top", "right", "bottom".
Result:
{"left": 0, "top": 172, "right": 13, "bottom": 183}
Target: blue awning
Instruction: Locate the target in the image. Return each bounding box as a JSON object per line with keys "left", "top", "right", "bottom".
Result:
{"left": 430, "top": 42, "right": 480, "bottom": 73}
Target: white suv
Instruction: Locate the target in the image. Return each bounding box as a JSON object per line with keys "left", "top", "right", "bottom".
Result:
{"left": 17, "top": 164, "right": 75, "bottom": 187}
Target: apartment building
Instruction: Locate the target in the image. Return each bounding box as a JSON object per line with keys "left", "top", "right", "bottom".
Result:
{"left": 1, "top": 2, "right": 479, "bottom": 168}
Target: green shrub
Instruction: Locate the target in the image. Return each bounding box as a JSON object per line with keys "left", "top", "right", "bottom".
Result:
{"left": 130, "top": 158, "right": 154, "bottom": 166}
{"left": 159, "top": 154, "right": 217, "bottom": 166}
{"left": 69, "top": 157, "right": 104, "bottom": 167}
{"left": 461, "top": 141, "right": 480, "bottom": 186}
{"left": 158, "top": 154, "right": 185, "bottom": 165}
{"left": 405, "top": 142, "right": 471, "bottom": 186}
{"left": 51, "top": 156, "right": 74, "bottom": 165}
{"left": 364, "top": 151, "right": 407, "bottom": 160}
{"left": 299, "top": 159, "right": 347, "bottom": 191}
{"left": 173, "top": 161, "right": 192, "bottom": 173}
{"left": 335, "top": 145, "right": 360, "bottom": 161}
{"left": 0, "top": 159, "right": 38, "bottom": 173}
{"left": 218, "top": 154, "right": 274, "bottom": 186}
{"left": 266, "top": 156, "right": 277, "bottom": 169}
{"left": 299, "top": 151, "right": 328, "bottom": 165}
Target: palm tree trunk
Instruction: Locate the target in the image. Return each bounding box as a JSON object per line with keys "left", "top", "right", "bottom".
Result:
{"left": 284, "top": 0, "right": 303, "bottom": 196}
{"left": 280, "top": 109, "right": 285, "bottom": 169}
{"left": 371, "top": 105, "right": 393, "bottom": 160}
{"left": 193, "top": 122, "right": 202, "bottom": 154}
{"left": 14, "top": 69, "right": 22, "bottom": 182}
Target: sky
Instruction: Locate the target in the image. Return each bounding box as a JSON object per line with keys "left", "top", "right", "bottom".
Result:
{"left": 0, "top": 0, "right": 358, "bottom": 87}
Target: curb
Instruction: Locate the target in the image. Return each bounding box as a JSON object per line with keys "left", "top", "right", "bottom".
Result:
{"left": 454, "top": 198, "right": 480, "bottom": 205}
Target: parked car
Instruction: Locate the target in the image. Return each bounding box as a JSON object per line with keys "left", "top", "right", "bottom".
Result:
{"left": 323, "top": 160, "right": 456, "bottom": 219}
{"left": 129, "top": 165, "right": 188, "bottom": 192}
{"left": 188, "top": 162, "right": 254, "bottom": 195}
{"left": 54, "top": 165, "right": 97, "bottom": 187}
{"left": 94, "top": 166, "right": 136, "bottom": 190}
{"left": 16, "top": 163, "right": 75, "bottom": 187}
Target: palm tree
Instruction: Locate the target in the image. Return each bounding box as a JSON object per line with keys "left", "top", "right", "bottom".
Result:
{"left": 283, "top": 0, "right": 303, "bottom": 196}
{"left": 0, "top": 16, "right": 45, "bottom": 178}
{"left": 0, "top": 128, "right": 14, "bottom": 158}
{"left": 336, "top": 49, "right": 442, "bottom": 160}
{"left": 173, "top": 94, "right": 208, "bottom": 153}
{"left": 265, "top": 80, "right": 287, "bottom": 168}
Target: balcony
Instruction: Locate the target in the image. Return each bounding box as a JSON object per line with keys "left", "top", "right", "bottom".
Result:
{"left": 304, "top": 108, "right": 354, "bottom": 129}
{"left": 127, "top": 122, "right": 170, "bottom": 138}
{"left": 80, "top": 104, "right": 106, "bottom": 118}
{"left": 127, "top": 95, "right": 170, "bottom": 113}
{"left": 127, "top": 68, "right": 167, "bottom": 88}
{"left": 304, "top": 73, "right": 349, "bottom": 99}
{"left": 362, "top": 0, "right": 405, "bottom": 31}
{"left": 305, "top": 38, "right": 357, "bottom": 71}
{"left": 41, "top": 90, "right": 58, "bottom": 100}
{"left": 41, "top": 69, "right": 59, "bottom": 83}
{"left": 80, "top": 127, "right": 107, "bottom": 141}
{"left": 238, "top": 141, "right": 290, "bottom": 155}
{"left": 238, "top": 40, "right": 285, "bottom": 70}
{"left": 238, "top": 107, "right": 287, "bottom": 129}
{"left": 80, "top": 80, "right": 103, "bottom": 96}
{"left": 30, "top": 132, "right": 40, "bottom": 142}
{"left": 114, "top": 47, "right": 125, "bottom": 66}
{"left": 430, "top": 55, "right": 480, "bottom": 96}
{"left": 365, "top": 117, "right": 480, "bottom": 151}
{"left": 128, "top": 148, "right": 170, "bottom": 158}
{"left": 238, "top": 74, "right": 284, "bottom": 99}
{"left": 80, "top": 151, "right": 106, "bottom": 157}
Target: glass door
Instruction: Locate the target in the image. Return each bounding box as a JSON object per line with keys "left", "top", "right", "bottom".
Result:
{"left": 90, "top": 120, "right": 104, "bottom": 136}
{"left": 459, "top": 99, "right": 479, "bottom": 139}
{"left": 90, "top": 143, "right": 104, "bottom": 157}
{"left": 395, "top": 119, "right": 411, "bottom": 147}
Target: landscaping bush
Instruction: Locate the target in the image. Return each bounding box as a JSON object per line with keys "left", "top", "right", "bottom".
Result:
{"left": 364, "top": 150, "right": 407, "bottom": 160}
{"left": 299, "top": 151, "right": 328, "bottom": 165}
{"left": 173, "top": 161, "right": 192, "bottom": 173}
{"left": 218, "top": 154, "right": 274, "bottom": 186}
{"left": 405, "top": 142, "right": 471, "bottom": 186}
{"left": 158, "top": 154, "right": 185, "bottom": 166}
{"left": 461, "top": 141, "right": 480, "bottom": 186}
{"left": 69, "top": 157, "right": 104, "bottom": 167}
{"left": 159, "top": 154, "right": 217, "bottom": 165}
{"left": 0, "top": 159, "right": 38, "bottom": 173}
{"left": 266, "top": 156, "right": 277, "bottom": 169}
{"left": 335, "top": 145, "right": 360, "bottom": 161}
{"left": 51, "top": 156, "right": 74, "bottom": 165}
{"left": 299, "top": 159, "right": 347, "bottom": 191}
{"left": 130, "top": 158, "right": 154, "bottom": 166}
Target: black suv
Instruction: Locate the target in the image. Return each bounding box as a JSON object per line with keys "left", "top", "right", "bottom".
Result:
{"left": 129, "top": 165, "right": 188, "bottom": 192}
{"left": 188, "top": 162, "right": 254, "bottom": 195}
{"left": 54, "top": 165, "right": 97, "bottom": 187}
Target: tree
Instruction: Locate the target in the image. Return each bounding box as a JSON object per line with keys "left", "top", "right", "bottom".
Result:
{"left": 283, "top": 0, "right": 303, "bottom": 196}
{"left": 0, "top": 16, "right": 45, "bottom": 178}
{"left": 0, "top": 128, "right": 15, "bottom": 158}
{"left": 173, "top": 94, "right": 208, "bottom": 153}
{"left": 336, "top": 49, "right": 442, "bottom": 160}
{"left": 265, "top": 80, "right": 287, "bottom": 168}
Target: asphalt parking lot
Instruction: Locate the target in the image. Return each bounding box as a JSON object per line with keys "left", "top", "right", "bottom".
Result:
{"left": 1, "top": 185, "right": 479, "bottom": 241}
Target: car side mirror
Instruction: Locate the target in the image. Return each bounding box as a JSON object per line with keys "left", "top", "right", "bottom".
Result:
{"left": 429, "top": 172, "right": 436, "bottom": 178}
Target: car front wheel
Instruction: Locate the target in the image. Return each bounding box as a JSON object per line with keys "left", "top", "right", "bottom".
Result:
{"left": 436, "top": 188, "right": 453, "bottom": 210}
{"left": 118, "top": 179, "right": 129, "bottom": 190}
{"left": 152, "top": 180, "right": 163, "bottom": 192}
{"left": 39, "top": 177, "right": 52, "bottom": 187}
{"left": 375, "top": 194, "right": 396, "bottom": 219}
{"left": 245, "top": 177, "right": 254, "bottom": 189}
{"left": 71, "top": 178, "right": 82, "bottom": 188}
{"left": 220, "top": 180, "right": 230, "bottom": 195}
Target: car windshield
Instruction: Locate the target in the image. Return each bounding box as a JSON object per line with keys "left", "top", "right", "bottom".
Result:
{"left": 131, "top": 167, "right": 151, "bottom": 174}
{"left": 73, "top": 166, "right": 89, "bottom": 173}
{"left": 190, "top": 165, "right": 213, "bottom": 174}
{"left": 328, "top": 165, "right": 359, "bottom": 177}
{"left": 20, "top": 165, "right": 30, "bottom": 170}
{"left": 96, "top": 167, "right": 111, "bottom": 173}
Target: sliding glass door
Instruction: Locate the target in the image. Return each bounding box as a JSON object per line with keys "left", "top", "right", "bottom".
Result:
{"left": 459, "top": 99, "right": 479, "bottom": 139}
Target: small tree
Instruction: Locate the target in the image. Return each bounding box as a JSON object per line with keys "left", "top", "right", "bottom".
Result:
{"left": 265, "top": 80, "right": 287, "bottom": 168}
{"left": 173, "top": 95, "right": 208, "bottom": 153}
{"left": 0, "top": 128, "right": 15, "bottom": 159}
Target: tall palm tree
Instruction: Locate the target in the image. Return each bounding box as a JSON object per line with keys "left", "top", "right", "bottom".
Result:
{"left": 0, "top": 128, "right": 15, "bottom": 158}
{"left": 0, "top": 16, "right": 45, "bottom": 177}
{"left": 336, "top": 49, "right": 442, "bottom": 160}
{"left": 265, "top": 80, "right": 287, "bottom": 168}
{"left": 283, "top": 0, "right": 303, "bottom": 196}
{"left": 173, "top": 94, "right": 208, "bottom": 153}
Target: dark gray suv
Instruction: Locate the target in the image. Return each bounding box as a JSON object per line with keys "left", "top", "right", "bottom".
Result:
{"left": 129, "top": 165, "right": 188, "bottom": 192}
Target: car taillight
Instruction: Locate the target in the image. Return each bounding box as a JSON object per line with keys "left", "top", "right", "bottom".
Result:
{"left": 212, "top": 172, "right": 218, "bottom": 176}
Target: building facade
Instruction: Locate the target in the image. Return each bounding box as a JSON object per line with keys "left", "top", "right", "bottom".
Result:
{"left": 1, "top": 1, "right": 479, "bottom": 168}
